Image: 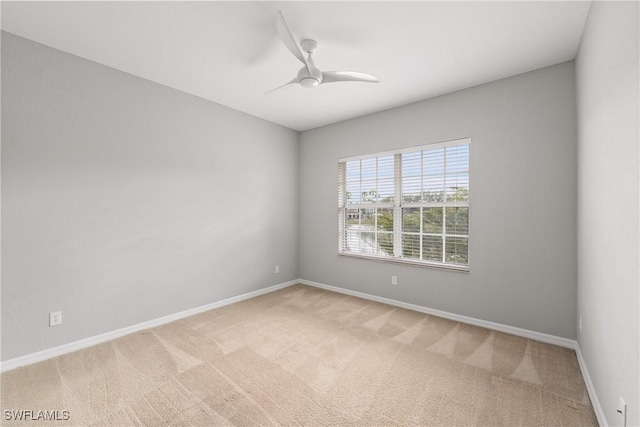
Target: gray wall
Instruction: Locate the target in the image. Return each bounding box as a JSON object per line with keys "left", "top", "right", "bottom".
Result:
{"left": 1, "top": 33, "right": 299, "bottom": 361}
{"left": 576, "top": 2, "right": 639, "bottom": 426}
{"left": 299, "top": 62, "right": 578, "bottom": 339}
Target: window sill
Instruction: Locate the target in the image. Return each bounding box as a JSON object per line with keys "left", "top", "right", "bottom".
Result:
{"left": 338, "top": 252, "right": 470, "bottom": 273}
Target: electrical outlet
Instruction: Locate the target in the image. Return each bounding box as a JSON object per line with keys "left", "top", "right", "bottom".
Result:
{"left": 579, "top": 316, "right": 582, "bottom": 333}
{"left": 275, "top": 265, "right": 280, "bottom": 274}
{"left": 391, "top": 276, "right": 397, "bottom": 285}
{"left": 49, "top": 311, "right": 62, "bottom": 327}
{"left": 617, "top": 396, "right": 627, "bottom": 426}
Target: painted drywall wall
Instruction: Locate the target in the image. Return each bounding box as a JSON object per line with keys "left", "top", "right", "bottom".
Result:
{"left": 576, "top": 2, "right": 640, "bottom": 426}
{"left": 1, "top": 32, "right": 299, "bottom": 361}
{"left": 299, "top": 62, "right": 577, "bottom": 339}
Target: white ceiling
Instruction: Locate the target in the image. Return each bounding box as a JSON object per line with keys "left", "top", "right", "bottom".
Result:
{"left": 1, "top": 1, "right": 591, "bottom": 131}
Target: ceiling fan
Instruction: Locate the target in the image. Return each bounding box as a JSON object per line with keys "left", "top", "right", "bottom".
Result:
{"left": 267, "top": 11, "right": 379, "bottom": 94}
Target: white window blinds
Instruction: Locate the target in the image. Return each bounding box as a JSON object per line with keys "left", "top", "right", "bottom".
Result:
{"left": 338, "top": 138, "right": 470, "bottom": 270}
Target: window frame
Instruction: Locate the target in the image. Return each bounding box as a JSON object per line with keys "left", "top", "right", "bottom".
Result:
{"left": 338, "top": 138, "right": 471, "bottom": 272}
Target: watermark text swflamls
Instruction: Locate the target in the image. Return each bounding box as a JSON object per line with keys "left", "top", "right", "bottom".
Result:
{"left": 4, "top": 410, "right": 70, "bottom": 421}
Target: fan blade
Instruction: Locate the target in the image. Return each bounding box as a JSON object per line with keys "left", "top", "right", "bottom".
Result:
{"left": 321, "top": 71, "right": 379, "bottom": 84}
{"left": 266, "top": 77, "right": 298, "bottom": 94}
{"left": 276, "top": 11, "right": 310, "bottom": 72}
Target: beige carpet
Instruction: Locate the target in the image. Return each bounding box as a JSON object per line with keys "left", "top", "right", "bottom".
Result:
{"left": 1, "top": 284, "right": 597, "bottom": 426}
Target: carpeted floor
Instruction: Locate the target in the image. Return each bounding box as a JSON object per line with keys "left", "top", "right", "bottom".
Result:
{"left": 1, "top": 284, "right": 597, "bottom": 426}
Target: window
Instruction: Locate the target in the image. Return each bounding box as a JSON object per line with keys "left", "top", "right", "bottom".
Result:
{"left": 338, "top": 138, "right": 470, "bottom": 271}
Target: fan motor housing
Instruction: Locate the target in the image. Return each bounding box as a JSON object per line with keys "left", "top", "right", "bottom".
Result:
{"left": 299, "top": 77, "right": 319, "bottom": 88}
{"left": 298, "top": 66, "right": 322, "bottom": 88}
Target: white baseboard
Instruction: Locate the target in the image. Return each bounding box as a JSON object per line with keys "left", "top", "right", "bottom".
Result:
{"left": 576, "top": 345, "right": 607, "bottom": 426}
{"left": 299, "top": 279, "right": 577, "bottom": 349}
{"left": 0, "top": 279, "right": 299, "bottom": 373}
{"left": 0, "top": 277, "right": 580, "bottom": 374}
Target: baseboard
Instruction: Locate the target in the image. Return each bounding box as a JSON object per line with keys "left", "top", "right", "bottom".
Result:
{"left": 0, "top": 279, "right": 299, "bottom": 373}
{"left": 576, "top": 345, "right": 607, "bottom": 426}
{"left": 1, "top": 278, "right": 579, "bottom": 373}
{"left": 299, "top": 279, "right": 577, "bottom": 349}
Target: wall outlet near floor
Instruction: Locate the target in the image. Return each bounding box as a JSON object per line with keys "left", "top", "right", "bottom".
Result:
{"left": 617, "top": 396, "right": 627, "bottom": 426}
{"left": 391, "top": 276, "right": 397, "bottom": 285}
{"left": 275, "top": 265, "right": 280, "bottom": 274}
{"left": 49, "top": 311, "right": 62, "bottom": 327}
